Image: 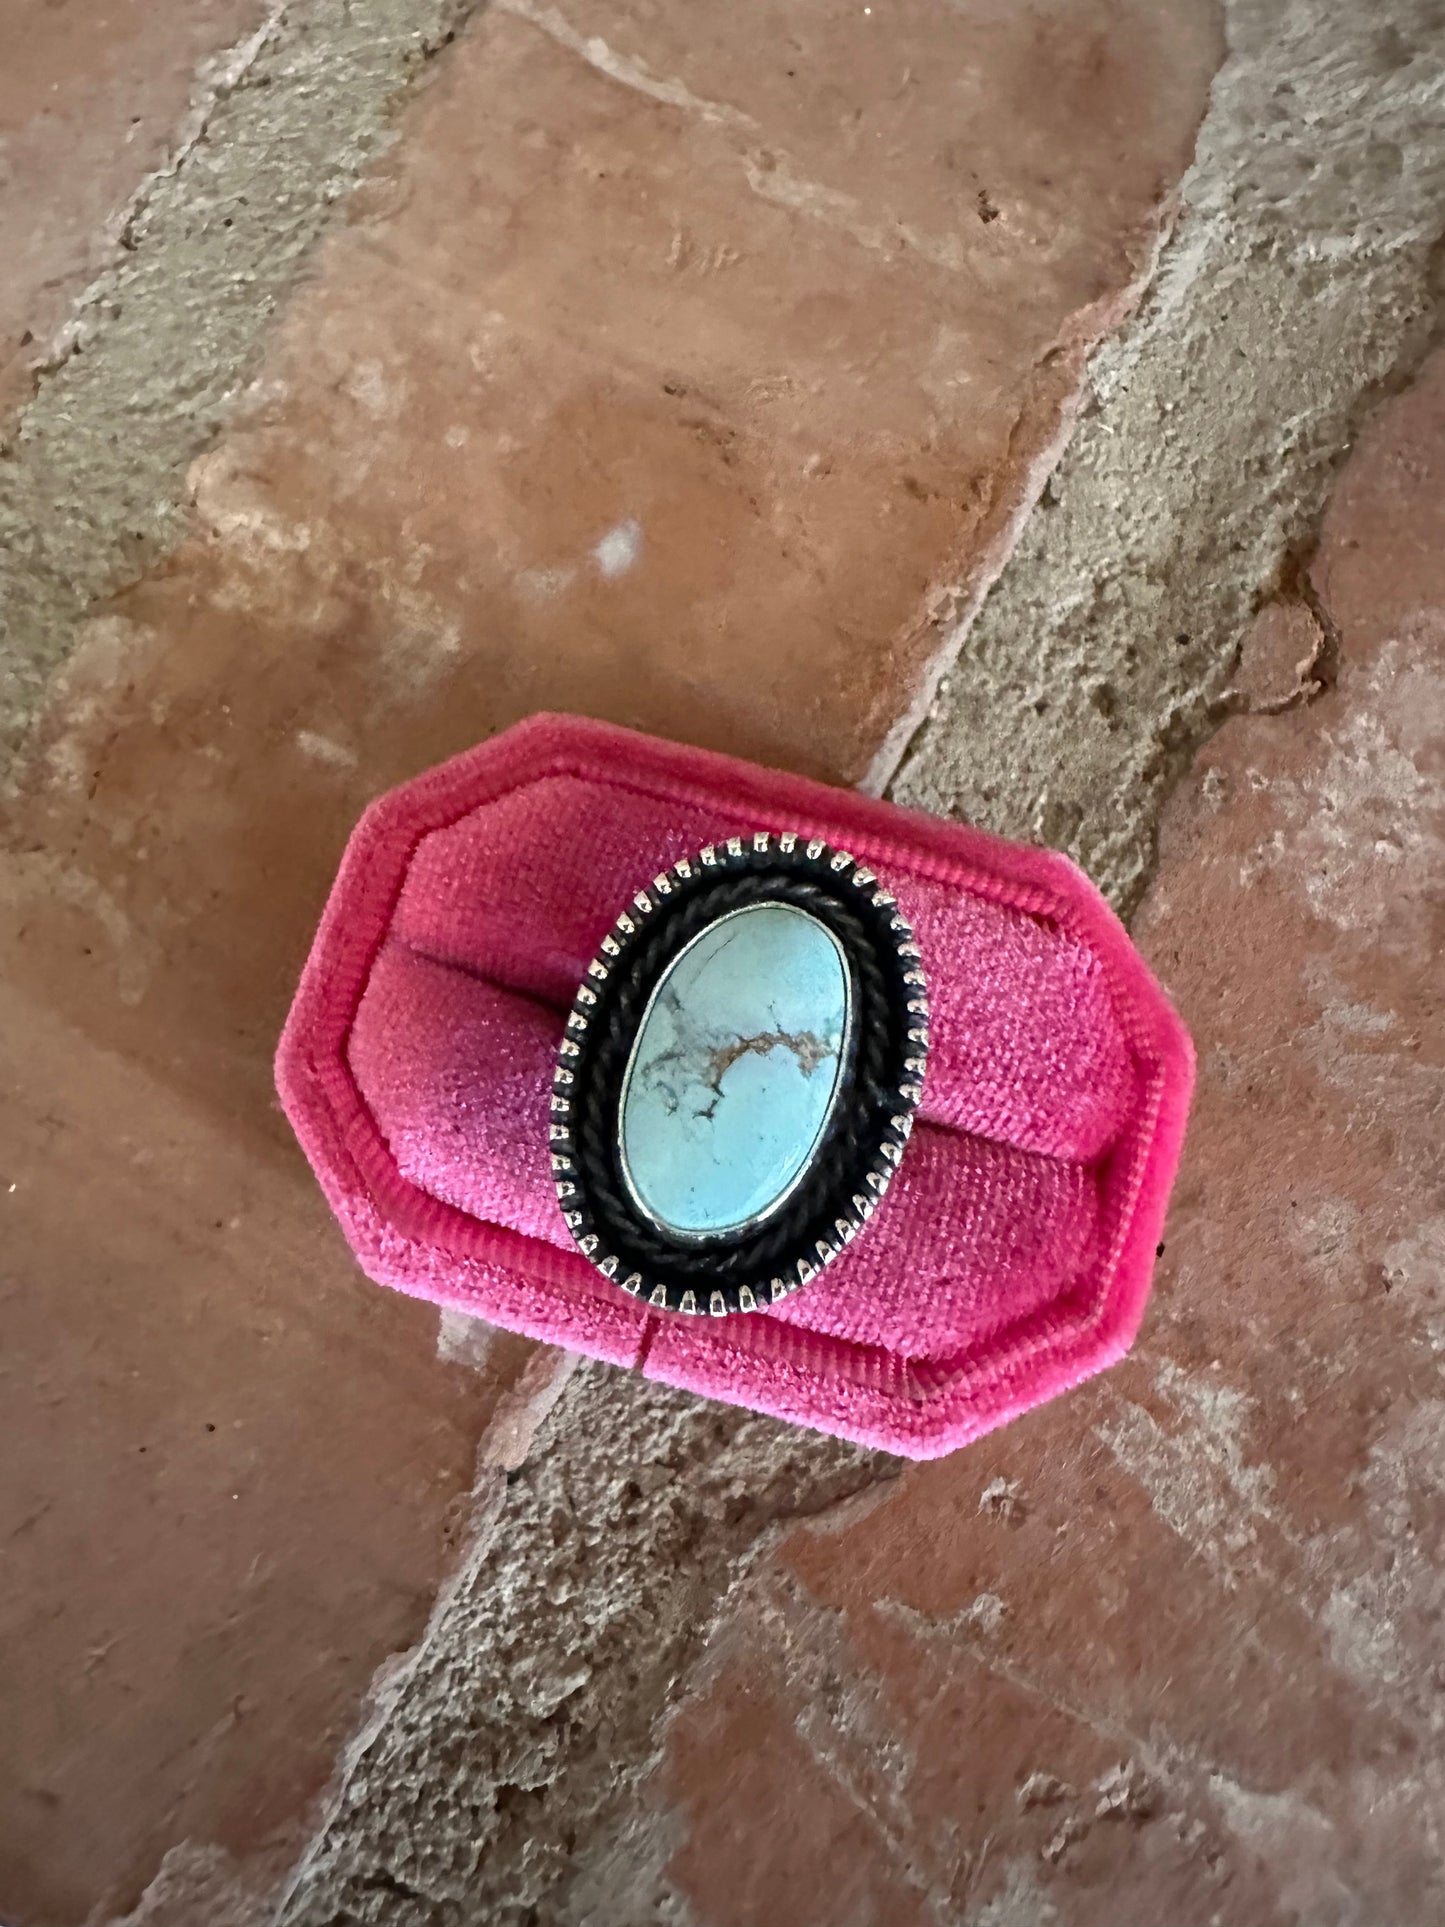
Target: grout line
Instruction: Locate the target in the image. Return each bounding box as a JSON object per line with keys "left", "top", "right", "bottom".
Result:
{"left": 861, "top": 211, "right": 1184, "bottom": 803}
{"left": 0, "top": 0, "right": 495, "bottom": 783}
{"left": 884, "top": 0, "right": 1445, "bottom": 915}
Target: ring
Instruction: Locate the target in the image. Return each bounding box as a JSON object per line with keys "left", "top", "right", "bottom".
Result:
{"left": 550, "top": 832, "right": 929, "bottom": 1315}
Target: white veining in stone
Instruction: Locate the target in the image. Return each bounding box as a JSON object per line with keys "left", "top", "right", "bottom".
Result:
{"left": 619, "top": 903, "right": 849, "bottom": 1236}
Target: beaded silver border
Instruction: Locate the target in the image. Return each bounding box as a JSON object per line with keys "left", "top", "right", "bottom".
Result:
{"left": 549, "top": 832, "right": 930, "bottom": 1316}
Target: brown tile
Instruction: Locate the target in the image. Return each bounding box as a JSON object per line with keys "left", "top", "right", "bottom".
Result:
{"left": 650, "top": 355, "right": 1445, "bottom": 1924}
{"left": 1228, "top": 596, "right": 1328, "bottom": 711}
{"left": 664, "top": 1657, "right": 931, "bottom": 1927}
{"left": 0, "top": 981, "right": 542, "bottom": 1924}
{"left": 497, "top": 0, "right": 1221, "bottom": 296}
{"left": 0, "top": 0, "right": 270, "bottom": 420}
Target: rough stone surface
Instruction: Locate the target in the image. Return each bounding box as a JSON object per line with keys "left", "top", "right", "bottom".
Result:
{"left": 894, "top": 0, "right": 1445, "bottom": 910}
{"left": 272, "top": 1369, "right": 896, "bottom": 1927}
{"left": 0, "top": 0, "right": 271, "bottom": 421}
{"left": 1227, "top": 597, "right": 1328, "bottom": 713}
{"left": 0, "top": 0, "right": 488, "bottom": 773}
{"left": 0, "top": 9, "right": 537, "bottom": 1924}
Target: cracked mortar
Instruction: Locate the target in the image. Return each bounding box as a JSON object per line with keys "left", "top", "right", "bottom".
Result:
{"left": 271, "top": 1368, "right": 895, "bottom": 1927}
{"left": 254, "top": 5, "right": 1445, "bottom": 1921}
{"left": 893, "top": 0, "right": 1445, "bottom": 912}
{"left": 0, "top": 0, "right": 485, "bottom": 778}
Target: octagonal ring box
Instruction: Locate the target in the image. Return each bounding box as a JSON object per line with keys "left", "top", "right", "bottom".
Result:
{"left": 277, "top": 713, "right": 1193, "bottom": 1459}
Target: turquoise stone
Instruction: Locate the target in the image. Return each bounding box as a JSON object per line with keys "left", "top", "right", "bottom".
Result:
{"left": 619, "top": 902, "right": 850, "bottom": 1237}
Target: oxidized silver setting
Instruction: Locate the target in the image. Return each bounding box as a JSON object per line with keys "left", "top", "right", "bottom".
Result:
{"left": 550, "top": 832, "right": 930, "bottom": 1316}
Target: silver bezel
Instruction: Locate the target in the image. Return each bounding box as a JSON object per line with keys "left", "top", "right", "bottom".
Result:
{"left": 549, "top": 832, "right": 930, "bottom": 1316}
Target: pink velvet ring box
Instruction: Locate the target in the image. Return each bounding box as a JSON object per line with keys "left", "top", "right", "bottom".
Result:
{"left": 277, "top": 713, "right": 1194, "bottom": 1459}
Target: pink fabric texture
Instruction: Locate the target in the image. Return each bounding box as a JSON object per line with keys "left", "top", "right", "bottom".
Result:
{"left": 276, "top": 714, "right": 1194, "bottom": 1457}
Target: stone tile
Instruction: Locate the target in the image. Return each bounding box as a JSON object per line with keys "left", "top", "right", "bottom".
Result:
{"left": 1228, "top": 596, "right": 1327, "bottom": 711}
{"left": 499, "top": 0, "right": 1221, "bottom": 297}
{"left": 0, "top": 0, "right": 270, "bottom": 420}
{"left": 649, "top": 354, "right": 1445, "bottom": 1923}
{"left": 665, "top": 1663, "right": 931, "bottom": 1927}
{"left": 0, "top": 980, "right": 548, "bottom": 1924}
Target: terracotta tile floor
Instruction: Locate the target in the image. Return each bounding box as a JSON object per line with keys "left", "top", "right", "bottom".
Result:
{"left": 6, "top": 0, "right": 1441, "bottom": 1920}
{"left": 0, "top": 3, "right": 1218, "bottom": 1916}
